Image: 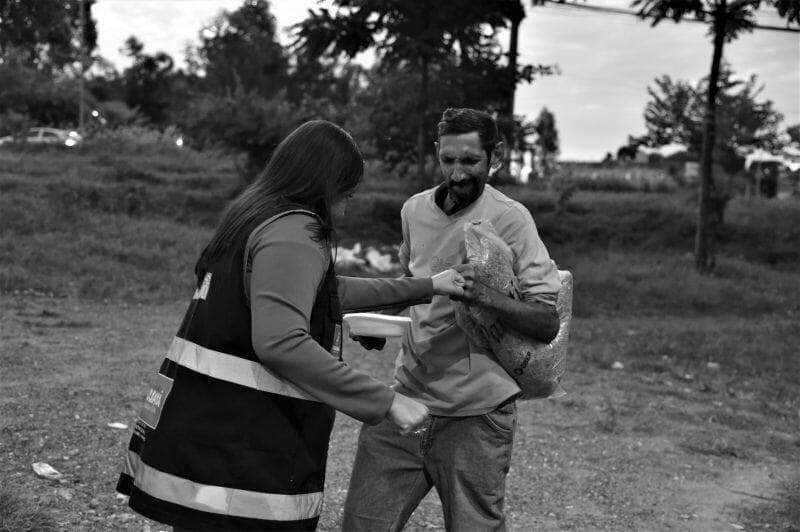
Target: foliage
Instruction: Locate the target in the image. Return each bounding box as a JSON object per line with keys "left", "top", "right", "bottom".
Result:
{"left": 643, "top": 67, "right": 784, "bottom": 155}
{"left": 0, "top": 110, "right": 33, "bottom": 137}
{"left": 355, "top": 60, "right": 509, "bottom": 166}
{"left": 0, "top": 0, "right": 97, "bottom": 68}
{"left": 188, "top": 0, "right": 288, "bottom": 99}
{"left": 786, "top": 123, "right": 800, "bottom": 144}
{"left": 92, "top": 100, "right": 143, "bottom": 129}
{"left": 119, "top": 37, "right": 183, "bottom": 125}
{"left": 85, "top": 124, "right": 185, "bottom": 154}
{"left": 0, "top": 50, "right": 93, "bottom": 128}
{"left": 176, "top": 85, "right": 322, "bottom": 179}
{"left": 170, "top": 0, "right": 373, "bottom": 177}
{"left": 632, "top": 0, "right": 800, "bottom": 272}
{"left": 292, "top": 0, "right": 518, "bottom": 176}
{"left": 533, "top": 106, "right": 559, "bottom": 177}
{"left": 294, "top": 1, "right": 505, "bottom": 67}
{"left": 634, "top": 0, "right": 800, "bottom": 39}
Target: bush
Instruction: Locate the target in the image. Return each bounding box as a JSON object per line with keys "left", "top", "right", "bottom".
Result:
{"left": 338, "top": 192, "right": 405, "bottom": 245}
{"left": 360, "top": 159, "right": 428, "bottom": 195}
{"left": 94, "top": 100, "right": 143, "bottom": 128}
{"left": 0, "top": 55, "right": 92, "bottom": 128}
{"left": 84, "top": 125, "right": 184, "bottom": 155}
{"left": 553, "top": 162, "right": 677, "bottom": 193}
{"left": 569, "top": 175, "right": 641, "bottom": 193}
{"left": 175, "top": 87, "right": 300, "bottom": 180}
{"left": 0, "top": 110, "right": 34, "bottom": 137}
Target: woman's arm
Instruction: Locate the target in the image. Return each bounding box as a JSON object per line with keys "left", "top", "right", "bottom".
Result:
{"left": 337, "top": 276, "right": 432, "bottom": 313}
{"left": 249, "top": 218, "right": 395, "bottom": 424}
{"left": 338, "top": 270, "right": 466, "bottom": 313}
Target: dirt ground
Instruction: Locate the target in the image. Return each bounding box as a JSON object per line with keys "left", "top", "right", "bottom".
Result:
{"left": 1, "top": 294, "right": 798, "bottom": 531}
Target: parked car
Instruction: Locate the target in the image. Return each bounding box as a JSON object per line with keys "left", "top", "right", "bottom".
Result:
{"left": 0, "top": 127, "right": 83, "bottom": 147}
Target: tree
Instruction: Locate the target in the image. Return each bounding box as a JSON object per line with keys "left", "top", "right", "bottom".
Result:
{"left": 190, "top": 0, "right": 288, "bottom": 99}
{"left": 0, "top": 0, "right": 97, "bottom": 68}
{"left": 644, "top": 67, "right": 784, "bottom": 237}
{"left": 644, "top": 67, "right": 783, "bottom": 154}
{"left": 632, "top": 0, "right": 800, "bottom": 272}
{"left": 493, "top": 1, "right": 559, "bottom": 171}
{"left": 533, "top": 107, "right": 559, "bottom": 177}
{"left": 785, "top": 124, "right": 800, "bottom": 144}
{"left": 178, "top": 85, "right": 295, "bottom": 178}
{"left": 0, "top": 47, "right": 92, "bottom": 128}
{"left": 293, "top": 0, "right": 512, "bottom": 181}
{"left": 353, "top": 53, "right": 535, "bottom": 172}
{"left": 494, "top": 0, "right": 560, "bottom": 116}
{"left": 177, "top": 84, "right": 355, "bottom": 181}
{"left": 120, "top": 37, "right": 178, "bottom": 125}
{"left": 643, "top": 75, "right": 697, "bottom": 148}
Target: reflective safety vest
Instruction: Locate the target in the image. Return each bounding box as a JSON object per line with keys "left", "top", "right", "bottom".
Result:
{"left": 116, "top": 210, "right": 342, "bottom": 531}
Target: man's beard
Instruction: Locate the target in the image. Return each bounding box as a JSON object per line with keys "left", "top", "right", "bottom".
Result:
{"left": 446, "top": 177, "right": 483, "bottom": 209}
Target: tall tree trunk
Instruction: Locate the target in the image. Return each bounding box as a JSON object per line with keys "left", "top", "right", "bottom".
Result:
{"left": 79, "top": 0, "right": 87, "bottom": 135}
{"left": 695, "top": 3, "right": 727, "bottom": 273}
{"left": 417, "top": 55, "right": 430, "bottom": 184}
{"left": 507, "top": 12, "right": 521, "bottom": 115}
{"left": 503, "top": 3, "right": 525, "bottom": 174}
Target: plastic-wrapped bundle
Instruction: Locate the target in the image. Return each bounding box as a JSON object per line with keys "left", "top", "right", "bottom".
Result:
{"left": 454, "top": 220, "right": 573, "bottom": 399}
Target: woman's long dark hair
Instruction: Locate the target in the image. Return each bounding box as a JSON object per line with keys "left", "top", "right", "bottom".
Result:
{"left": 194, "top": 120, "right": 363, "bottom": 283}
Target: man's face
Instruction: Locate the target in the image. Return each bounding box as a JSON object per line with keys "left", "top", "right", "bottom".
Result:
{"left": 437, "top": 131, "right": 490, "bottom": 209}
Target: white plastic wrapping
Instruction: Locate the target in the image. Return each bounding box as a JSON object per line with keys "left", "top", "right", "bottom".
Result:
{"left": 454, "top": 220, "right": 573, "bottom": 399}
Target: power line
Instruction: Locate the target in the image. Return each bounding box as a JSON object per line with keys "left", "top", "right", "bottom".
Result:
{"left": 544, "top": 1, "right": 800, "bottom": 33}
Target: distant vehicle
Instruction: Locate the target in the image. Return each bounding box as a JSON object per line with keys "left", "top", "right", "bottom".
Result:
{"left": 0, "top": 127, "right": 83, "bottom": 147}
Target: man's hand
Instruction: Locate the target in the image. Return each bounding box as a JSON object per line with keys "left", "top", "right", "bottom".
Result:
{"left": 386, "top": 392, "right": 429, "bottom": 435}
{"left": 449, "top": 263, "right": 482, "bottom": 304}
{"left": 450, "top": 263, "right": 560, "bottom": 343}
{"left": 431, "top": 268, "right": 466, "bottom": 297}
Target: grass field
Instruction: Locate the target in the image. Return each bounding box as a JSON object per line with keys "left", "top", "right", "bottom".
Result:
{"left": 1, "top": 145, "right": 799, "bottom": 530}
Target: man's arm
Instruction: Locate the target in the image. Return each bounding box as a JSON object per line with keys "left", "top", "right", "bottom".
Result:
{"left": 454, "top": 266, "right": 560, "bottom": 344}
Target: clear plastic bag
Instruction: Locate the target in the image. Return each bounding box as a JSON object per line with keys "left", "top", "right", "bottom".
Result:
{"left": 454, "top": 220, "right": 573, "bottom": 399}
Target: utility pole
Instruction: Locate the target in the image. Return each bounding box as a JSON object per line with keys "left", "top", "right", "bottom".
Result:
{"left": 79, "top": 0, "right": 86, "bottom": 135}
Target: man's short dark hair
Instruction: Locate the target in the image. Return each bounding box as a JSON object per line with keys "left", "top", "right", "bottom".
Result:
{"left": 436, "top": 108, "right": 501, "bottom": 158}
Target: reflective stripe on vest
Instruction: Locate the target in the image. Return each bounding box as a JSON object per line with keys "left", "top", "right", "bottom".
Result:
{"left": 127, "top": 450, "right": 323, "bottom": 521}
{"left": 166, "top": 336, "right": 319, "bottom": 402}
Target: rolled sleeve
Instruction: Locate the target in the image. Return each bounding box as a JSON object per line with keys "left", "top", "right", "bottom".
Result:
{"left": 498, "top": 206, "right": 561, "bottom": 305}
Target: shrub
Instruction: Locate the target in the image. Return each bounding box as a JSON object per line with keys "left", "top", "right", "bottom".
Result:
{"left": 84, "top": 125, "right": 184, "bottom": 155}
{"left": 360, "top": 159, "right": 428, "bottom": 195}
{"left": 94, "top": 100, "right": 143, "bottom": 128}
{"left": 552, "top": 162, "right": 677, "bottom": 193}
{"left": 175, "top": 87, "right": 300, "bottom": 181}
{"left": 0, "top": 110, "right": 34, "bottom": 137}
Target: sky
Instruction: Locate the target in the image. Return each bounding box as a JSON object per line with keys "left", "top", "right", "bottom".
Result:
{"left": 93, "top": 0, "right": 800, "bottom": 161}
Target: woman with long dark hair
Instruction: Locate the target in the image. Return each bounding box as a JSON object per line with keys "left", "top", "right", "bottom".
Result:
{"left": 116, "top": 120, "right": 464, "bottom": 531}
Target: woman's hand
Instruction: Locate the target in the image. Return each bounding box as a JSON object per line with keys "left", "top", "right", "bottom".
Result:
{"left": 431, "top": 268, "right": 466, "bottom": 297}
{"left": 386, "top": 392, "right": 429, "bottom": 435}
{"left": 448, "top": 264, "right": 480, "bottom": 304}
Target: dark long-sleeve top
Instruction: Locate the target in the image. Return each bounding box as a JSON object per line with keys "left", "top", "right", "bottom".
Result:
{"left": 244, "top": 212, "right": 433, "bottom": 424}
